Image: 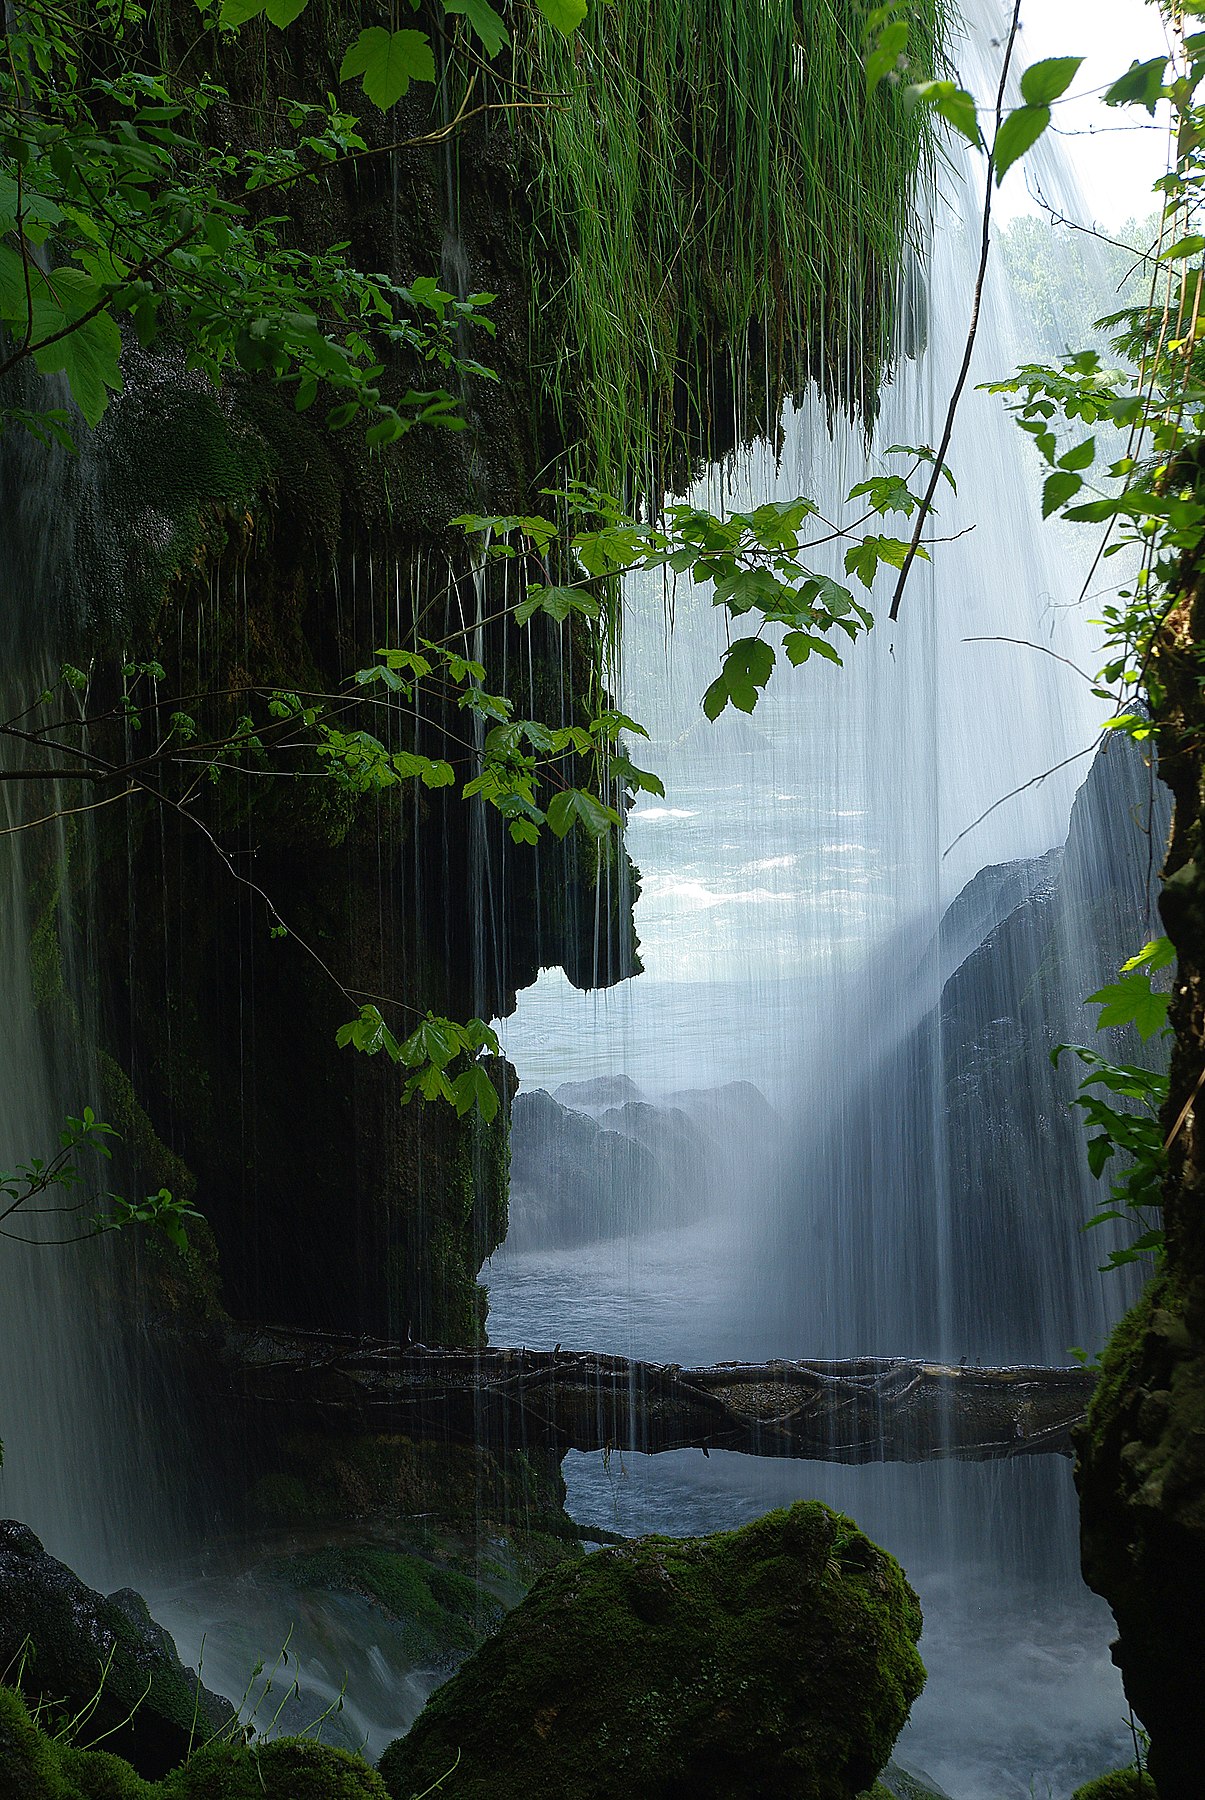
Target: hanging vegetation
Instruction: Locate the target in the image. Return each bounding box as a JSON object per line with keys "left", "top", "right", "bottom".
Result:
{"left": 511, "top": 0, "right": 945, "bottom": 498}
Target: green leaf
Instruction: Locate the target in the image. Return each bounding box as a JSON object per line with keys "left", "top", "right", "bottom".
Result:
{"left": 515, "top": 584, "right": 599, "bottom": 626}
{"left": 340, "top": 27, "right": 436, "bottom": 108}
{"left": 265, "top": 0, "right": 309, "bottom": 19}
{"left": 910, "top": 80, "right": 981, "bottom": 148}
{"left": 865, "top": 20, "right": 909, "bottom": 94}
{"left": 451, "top": 1064, "right": 500, "bottom": 1123}
{"left": 1160, "top": 235, "right": 1205, "bottom": 262}
{"left": 717, "top": 637, "right": 775, "bottom": 715}
{"left": 34, "top": 310, "right": 123, "bottom": 428}
{"left": 1104, "top": 55, "right": 1167, "bottom": 114}
{"left": 220, "top": 0, "right": 269, "bottom": 23}
{"left": 1020, "top": 57, "right": 1082, "bottom": 107}
{"left": 1041, "top": 470, "right": 1082, "bottom": 518}
{"left": 609, "top": 753, "right": 665, "bottom": 797}
{"left": 1058, "top": 437, "right": 1096, "bottom": 472}
{"left": 546, "top": 788, "right": 621, "bottom": 840}
{"left": 1086, "top": 973, "right": 1171, "bottom": 1041}
{"left": 533, "top": 0, "right": 587, "bottom": 29}
{"left": 443, "top": 0, "right": 509, "bottom": 57}
{"left": 1121, "top": 937, "right": 1176, "bottom": 975}
{"left": 784, "top": 632, "right": 842, "bottom": 667}
{"left": 412, "top": 1063, "right": 455, "bottom": 1104}
{"left": 994, "top": 104, "right": 1051, "bottom": 183}
{"left": 335, "top": 1004, "right": 402, "bottom": 1061}
{"left": 1086, "top": 1135, "right": 1114, "bottom": 1179}
{"left": 398, "top": 1016, "right": 463, "bottom": 1071}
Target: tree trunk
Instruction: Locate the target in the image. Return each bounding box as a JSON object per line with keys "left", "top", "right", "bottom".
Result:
{"left": 225, "top": 1324, "right": 1095, "bottom": 1464}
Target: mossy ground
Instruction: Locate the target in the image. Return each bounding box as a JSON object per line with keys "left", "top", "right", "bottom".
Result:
{"left": 0, "top": 1687, "right": 390, "bottom": 1800}
{"left": 1071, "top": 1769, "right": 1159, "bottom": 1799}
{"left": 379, "top": 1500, "right": 925, "bottom": 1800}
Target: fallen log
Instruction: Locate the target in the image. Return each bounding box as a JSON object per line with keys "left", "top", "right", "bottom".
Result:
{"left": 224, "top": 1324, "right": 1096, "bottom": 1463}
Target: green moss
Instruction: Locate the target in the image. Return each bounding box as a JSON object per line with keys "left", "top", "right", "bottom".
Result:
{"left": 379, "top": 1500, "right": 925, "bottom": 1800}
{"left": 1082, "top": 1279, "right": 1163, "bottom": 1459}
{"left": 1071, "top": 1769, "right": 1159, "bottom": 1799}
{"left": 264, "top": 1547, "right": 491, "bottom": 1664}
{"left": 0, "top": 1693, "right": 390, "bottom": 1800}
{"left": 163, "top": 1739, "right": 389, "bottom": 1800}
{"left": 0, "top": 1686, "right": 73, "bottom": 1800}
{"left": 59, "top": 1744, "right": 158, "bottom": 1799}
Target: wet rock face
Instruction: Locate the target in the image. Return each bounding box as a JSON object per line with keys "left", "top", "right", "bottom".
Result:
{"left": 1075, "top": 571, "right": 1205, "bottom": 1800}
{"left": 0, "top": 1522, "right": 231, "bottom": 1780}
{"left": 377, "top": 1501, "right": 925, "bottom": 1800}
{"left": 1076, "top": 1283, "right": 1205, "bottom": 1800}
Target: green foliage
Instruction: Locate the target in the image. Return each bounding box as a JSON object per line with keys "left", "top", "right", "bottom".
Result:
{"left": 0, "top": 4, "right": 502, "bottom": 441}
{"left": 1054, "top": 938, "right": 1174, "bottom": 1274}
{"left": 455, "top": 471, "right": 945, "bottom": 727}
{"left": 983, "top": 29, "right": 1205, "bottom": 742}
{"left": 335, "top": 1005, "right": 503, "bottom": 1122}
{"left": 0, "top": 1109, "right": 202, "bottom": 1251}
{"left": 1070, "top": 1767, "right": 1158, "bottom": 1800}
{"left": 0, "top": 1679, "right": 400, "bottom": 1797}
{"left": 864, "top": 8, "right": 1079, "bottom": 185}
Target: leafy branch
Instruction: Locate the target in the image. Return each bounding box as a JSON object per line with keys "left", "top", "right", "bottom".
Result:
{"left": 0, "top": 1107, "right": 202, "bottom": 1250}
{"left": 1054, "top": 938, "right": 1174, "bottom": 1273}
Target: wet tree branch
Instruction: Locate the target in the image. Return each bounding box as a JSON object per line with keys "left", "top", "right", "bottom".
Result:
{"left": 225, "top": 1325, "right": 1097, "bottom": 1465}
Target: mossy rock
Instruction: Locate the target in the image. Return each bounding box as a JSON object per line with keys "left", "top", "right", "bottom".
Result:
{"left": 378, "top": 1500, "right": 925, "bottom": 1800}
{"left": 862, "top": 1763, "right": 953, "bottom": 1800}
{"left": 1071, "top": 1770, "right": 1159, "bottom": 1799}
{"left": 0, "top": 1524, "right": 231, "bottom": 1781}
{"left": 0, "top": 1686, "right": 157, "bottom": 1799}
{"left": 264, "top": 1546, "right": 491, "bottom": 1665}
{"left": 162, "top": 1739, "right": 390, "bottom": 1799}
{"left": 59, "top": 1743, "right": 158, "bottom": 1800}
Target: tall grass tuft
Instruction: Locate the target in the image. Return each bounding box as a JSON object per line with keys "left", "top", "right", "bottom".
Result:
{"left": 507, "top": 0, "right": 946, "bottom": 503}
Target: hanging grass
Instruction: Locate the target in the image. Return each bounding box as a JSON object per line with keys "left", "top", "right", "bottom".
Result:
{"left": 508, "top": 0, "right": 946, "bottom": 501}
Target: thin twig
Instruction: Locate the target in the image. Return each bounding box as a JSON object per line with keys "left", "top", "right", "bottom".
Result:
{"left": 889, "top": 0, "right": 1024, "bottom": 623}
{"left": 962, "top": 635, "right": 1096, "bottom": 683}
{"left": 943, "top": 739, "right": 1102, "bottom": 859}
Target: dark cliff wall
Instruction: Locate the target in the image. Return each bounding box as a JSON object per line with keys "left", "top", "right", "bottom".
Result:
{"left": 1076, "top": 571, "right": 1205, "bottom": 1800}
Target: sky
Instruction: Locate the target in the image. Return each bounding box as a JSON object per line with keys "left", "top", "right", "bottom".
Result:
{"left": 999, "top": 0, "right": 1172, "bottom": 227}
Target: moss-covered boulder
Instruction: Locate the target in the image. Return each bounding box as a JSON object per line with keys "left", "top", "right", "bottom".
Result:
{"left": 162, "top": 1738, "right": 390, "bottom": 1799}
{"left": 0, "top": 1684, "right": 74, "bottom": 1800}
{"left": 1071, "top": 1768, "right": 1159, "bottom": 1799}
{"left": 0, "top": 1524, "right": 231, "bottom": 1780}
{"left": 378, "top": 1500, "right": 924, "bottom": 1800}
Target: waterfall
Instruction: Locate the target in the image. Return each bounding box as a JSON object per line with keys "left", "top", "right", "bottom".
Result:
{"left": 486, "top": 6, "right": 1165, "bottom": 1795}
{"left": 0, "top": 419, "right": 156, "bottom": 1588}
